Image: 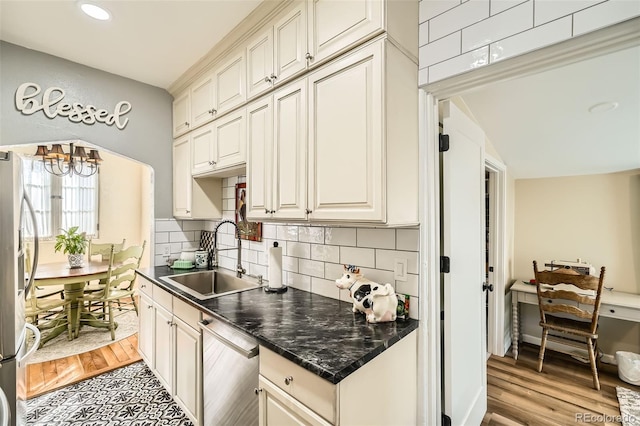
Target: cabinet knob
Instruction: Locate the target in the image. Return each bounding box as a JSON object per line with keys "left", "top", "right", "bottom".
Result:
{"left": 265, "top": 208, "right": 269, "bottom": 214}
{"left": 147, "top": 305, "right": 152, "bottom": 309}
{"left": 305, "top": 53, "right": 313, "bottom": 61}
{"left": 254, "top": 388, "right": 262, "bottom": 395}
{"left": 270, "top": 73, "right": 277, "bottom": 81}
{"left": 284, "top": 376, "right": 293, "bottom": 385}
{"left": 610, "top": 309, "right": 615, "bottom": 313}
{"left": 208, "top": 108, "right": 217, "bottom": 115}
{"left": 305, "top": 209, "right": 312, "bottom": 214}
{"left": 186, "top": 210, "right": 190, "bottom": 214}
{"left": 184, "top": 121, "right": 189, "bottom": 126}
{"left": 270, "top": 210, "right": 276, "bottom": 214}
{"left": 167, "top": 320, "right": 172, "bottom": 325}
{"left": 264, "top": 76, "right": 272, "bottom": 83}
{"left": 141, "top": 284, "right": 146, "bottom": 288}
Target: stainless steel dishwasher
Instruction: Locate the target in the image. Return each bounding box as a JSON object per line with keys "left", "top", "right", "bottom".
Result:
{"left": 199, "top": 316, "right": 259, "bottom": 426}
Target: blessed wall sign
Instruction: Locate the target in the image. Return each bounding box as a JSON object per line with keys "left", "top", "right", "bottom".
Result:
{"left": 15, "top": 82, "right": 132, "bottom": 130}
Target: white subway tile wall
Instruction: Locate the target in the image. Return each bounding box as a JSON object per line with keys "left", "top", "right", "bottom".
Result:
{"left": 418, "top": 0, "right": 640, "bottom": 85}
{"left": 155, "top": 177, "right": 420, "bottom": 319}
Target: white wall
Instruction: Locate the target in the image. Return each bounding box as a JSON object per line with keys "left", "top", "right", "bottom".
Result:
{"left": 418, "top": 0, "right": 640, "bottom": 85}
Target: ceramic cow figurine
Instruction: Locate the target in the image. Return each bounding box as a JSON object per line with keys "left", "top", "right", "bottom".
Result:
{"left": 335, "top": 264, "right": 397, "bottom": 323}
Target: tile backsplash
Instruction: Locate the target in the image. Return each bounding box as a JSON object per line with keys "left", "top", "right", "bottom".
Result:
{"left": 155, "top": 176, "right": 420, "bottom": 319}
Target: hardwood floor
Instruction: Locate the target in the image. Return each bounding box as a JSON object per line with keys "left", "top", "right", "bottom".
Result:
{"left": 483, "top": 343, "right": 639, "bottom": 425}
{"left": 26, "top": 334, "right": 141, "bottom": 399}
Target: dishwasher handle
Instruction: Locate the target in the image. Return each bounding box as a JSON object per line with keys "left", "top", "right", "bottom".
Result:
{"left": 199, "top": 318, "right": 259, "bottom": 359}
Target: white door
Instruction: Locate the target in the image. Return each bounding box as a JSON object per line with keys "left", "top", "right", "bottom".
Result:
{"left": 138, "top": 293, "right": 154, "bottom": 367}
{"left": 172, "top": 91, "right": 191, "bottom": 137}
{"left": 174, "top": 317, "right": 202, "bottom": 424}
{"left": 154, "top": 304, "right": 174, "bottom": 392}
{"left": 191, "top": 123, "right": 215, "bottom": 175}
{"left": 214, "top": 51, "right": 246, "bottom": 114}
{"left": 441, "top": 100, "right": 487, "bottom": 425}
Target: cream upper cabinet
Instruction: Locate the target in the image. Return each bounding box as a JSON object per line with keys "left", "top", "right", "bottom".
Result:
{"left": 273, "top": 3, "right": 308, "bottom": 84}
{"left": 272, "top": 79, "right": 307, "bottom": 220}
{"left": 247, "top": 3, "right": 307, "bottom": 100}
{"left": 173, "top": 91, "right": 191, "bottom": 137}
{"left": 190, "top": 73, "right": 217, "bottom": 129}
{"left": 246, "top": 80, "right": 307, "bottom": 221}
{"left": 190, "top": 123, "right": 216, "bottom": 176}
{"left": 308, "top": 40, "right": 383, "bottom": 222}
{"left": 307, "top": 38, "right": 418, "bottom": 225}
{"left": 173, "top": 135, "right": 192, "bottom": 218}
{"left": 246, "top": 97, "right": 273, "bottom": 220}
{"left": 213, "top": 108, "right": 246, "bottom": 171}
{"left": 307, "top": 0, "right": 383, "bottom": 65}
{"left": 246, "top": 28, "right": 275, "bottom": 99}
{"left": 214, "top": 50, "right": 246, "bottom": 115}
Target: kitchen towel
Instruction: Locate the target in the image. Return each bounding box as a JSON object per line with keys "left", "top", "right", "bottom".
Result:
{"left": 268, "top": 242, "right": 283, "bottom": 289}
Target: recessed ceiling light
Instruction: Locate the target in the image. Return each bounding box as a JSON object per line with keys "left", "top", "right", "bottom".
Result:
{"left": 588, "top": 101, "right": 619, "bottom": 113}
{"left": 79, "top": 2, "right": 111, "bottom": 21}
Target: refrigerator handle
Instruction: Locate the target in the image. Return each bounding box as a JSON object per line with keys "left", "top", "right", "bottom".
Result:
{"left": 22, "top": 192, "right": 38, "bottom": 297}
{"left": 18, "top": 323, "right": 40, "bottom": 367}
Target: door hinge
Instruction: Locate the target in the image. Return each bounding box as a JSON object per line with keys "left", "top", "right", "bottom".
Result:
{"left": 442, "top": 413, "right": 452, "bottom": 426}
{"left": 439, "top": 134, "right": 450, "bottom": 152}
{"left": 440, "top": 256, "right": 450, "bottom": 273}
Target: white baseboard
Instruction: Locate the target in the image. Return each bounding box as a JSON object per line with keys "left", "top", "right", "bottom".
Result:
{"left": 521, "top": 333, "right": 617, "bottom": 365}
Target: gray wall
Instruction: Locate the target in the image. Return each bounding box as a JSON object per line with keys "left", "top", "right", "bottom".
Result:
{"left": 0, "top": 41, "right": 173, "bottom": 217}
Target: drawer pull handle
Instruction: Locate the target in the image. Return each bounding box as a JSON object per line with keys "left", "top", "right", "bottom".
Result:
{"left": 254, "top": 388, "right": 262, "bottom": 395}
{"left": 610, "top": 309, "right": 615, "bottom": 313}
{"left": 284, "top": 376, "right": 293, "bottom": 385}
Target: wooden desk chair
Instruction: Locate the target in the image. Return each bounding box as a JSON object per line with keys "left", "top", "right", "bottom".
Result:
{"left": 533, "top": 260, "right": 606, "bottom": 390}
{"left": 76, "top": 241, "right": 146, "bottom": 340}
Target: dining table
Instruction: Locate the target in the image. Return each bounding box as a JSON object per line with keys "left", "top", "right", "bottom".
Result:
{"left": 32, "top": 260, "right": 118, "bottom": 346}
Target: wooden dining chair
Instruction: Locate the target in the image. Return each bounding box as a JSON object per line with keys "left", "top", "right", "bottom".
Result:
{"left": 76, "top": 241, "right": 146, "bottom": 339}
{"left": 88, "top": 238, "right": 126, "bottom": 261}
{"left": 25, "top": 278, "right": 73, "bottom": 346}
{"left": 533, "top": 260, "right": 606, "bottom": 390}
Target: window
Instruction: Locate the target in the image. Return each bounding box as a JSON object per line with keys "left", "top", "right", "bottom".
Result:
{"left": 23, "top": 158, "right": 99, "bottom": 239}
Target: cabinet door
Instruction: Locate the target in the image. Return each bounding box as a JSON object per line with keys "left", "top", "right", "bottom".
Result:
{"left": 191, "top": 123, "right": 216, "bottom": 176}
{"left": 172, "top": 135, "right": 192, "bottom": 218}
{"left": 214, "top": 51, "right": 246, "bottom": 114}
{"left": 307, "top": 0, "right": 383, "bottom": 64}
{"left": 213, "top": 108, "right": 246, "bottom": 170}
{"left": 247, "top": 28, "right": 274, "bottom": 99}
{"left": 173, "top": 91, "right": 191, "bottom": 137}
{"left": 273, "top": 3, "right": 307, "bottom": 84}
{"left": 174, "top": 317, "right": 202, "bottom": 425}
{"left": 258, "top": 376, "right": 331, "bottom": 426}
{"left": 308, "top": 41, "right": 384, "bottom": 222}
{"left": 273, "top": 80, "right": 307, "bottom": 220}
{"left": 190, "top": 72, "right": 217, "bottom": 128}
{"left": 154, "top": 304, "right": 174, "bottom": 392}
{"left": 246, "top": 97, "right": 273, "bottom": 220}
{"left": 138, "top": 292, "right": 154, "bottom": 367}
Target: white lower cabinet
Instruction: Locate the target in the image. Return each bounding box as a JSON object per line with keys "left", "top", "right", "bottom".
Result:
{"left": 137, "top": 278, "right": 203, "bottom": 426}
{"left": 258, "top": 330, "right": 418, "bottom": 426}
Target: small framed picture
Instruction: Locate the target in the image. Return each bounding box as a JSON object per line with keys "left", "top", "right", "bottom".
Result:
{"left": 235, "top": 182, "right": 262, "bottom": 242}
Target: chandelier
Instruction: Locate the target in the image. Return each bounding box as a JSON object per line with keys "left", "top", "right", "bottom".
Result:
{"left": 34, "top": 142, "right": 102, "bottom": 177}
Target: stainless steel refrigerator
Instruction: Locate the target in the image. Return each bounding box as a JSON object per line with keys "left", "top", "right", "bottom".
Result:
{"left": 0, "top": 151, "right": 41, "bottom": 426}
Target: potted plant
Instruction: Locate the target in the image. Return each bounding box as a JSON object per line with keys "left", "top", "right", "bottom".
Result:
{"left": 54, "top": 226, "right": 88, "bottom": 268}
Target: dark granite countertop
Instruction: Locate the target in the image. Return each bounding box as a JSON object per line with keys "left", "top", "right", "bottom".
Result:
{"left": 137, "top": 266, "right": 419, "bottom": 384}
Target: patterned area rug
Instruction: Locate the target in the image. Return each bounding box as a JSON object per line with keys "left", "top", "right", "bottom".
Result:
{"left": 28, "top": 310, "right": 138, "bottom": 364}
{"left": 617, "top": 386, "right": 640, "bottom": 426}
{"left": 27, "top": 362, "right": 193, "bottom": 425}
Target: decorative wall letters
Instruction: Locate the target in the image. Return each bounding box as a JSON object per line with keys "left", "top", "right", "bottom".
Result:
{"left": 15, "top": 82, "right": 132, "bottom": 130}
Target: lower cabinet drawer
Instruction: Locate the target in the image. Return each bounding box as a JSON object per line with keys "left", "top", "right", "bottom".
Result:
{"left": 599, "top": 303, "right": 640, "bottom": 321}
{"left": 260, "top": 346, "right": 336, "bottom": 424}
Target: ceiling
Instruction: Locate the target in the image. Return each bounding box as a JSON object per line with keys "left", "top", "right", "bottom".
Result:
{"left": 1, "top": 2, "right": 638, "bottom": 179}
{"left": 460, "top": 44, "right": 640, "bottom": 179}
{"left": 0, "top": 0, "right": 263, "bottom": 89}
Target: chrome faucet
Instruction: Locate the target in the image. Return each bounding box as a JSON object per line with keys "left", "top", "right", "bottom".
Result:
{"left": 212, "top": 219, "right": 246, "bottom": 278}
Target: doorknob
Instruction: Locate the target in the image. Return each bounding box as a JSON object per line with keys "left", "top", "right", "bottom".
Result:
{"left": 483, "top": 283, "right": 494, "bottom": 292}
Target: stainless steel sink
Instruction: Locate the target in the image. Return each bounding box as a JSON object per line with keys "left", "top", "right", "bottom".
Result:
{"left": 160, "top": 269, "right": 261, "bottom": 300}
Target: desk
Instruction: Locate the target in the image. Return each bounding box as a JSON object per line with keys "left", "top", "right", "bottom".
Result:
{"left": 511, "top": 281, "right": 640, "bottom": 360}
{"left": 32, "top": 261, "right": 114, "bottom": 345}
